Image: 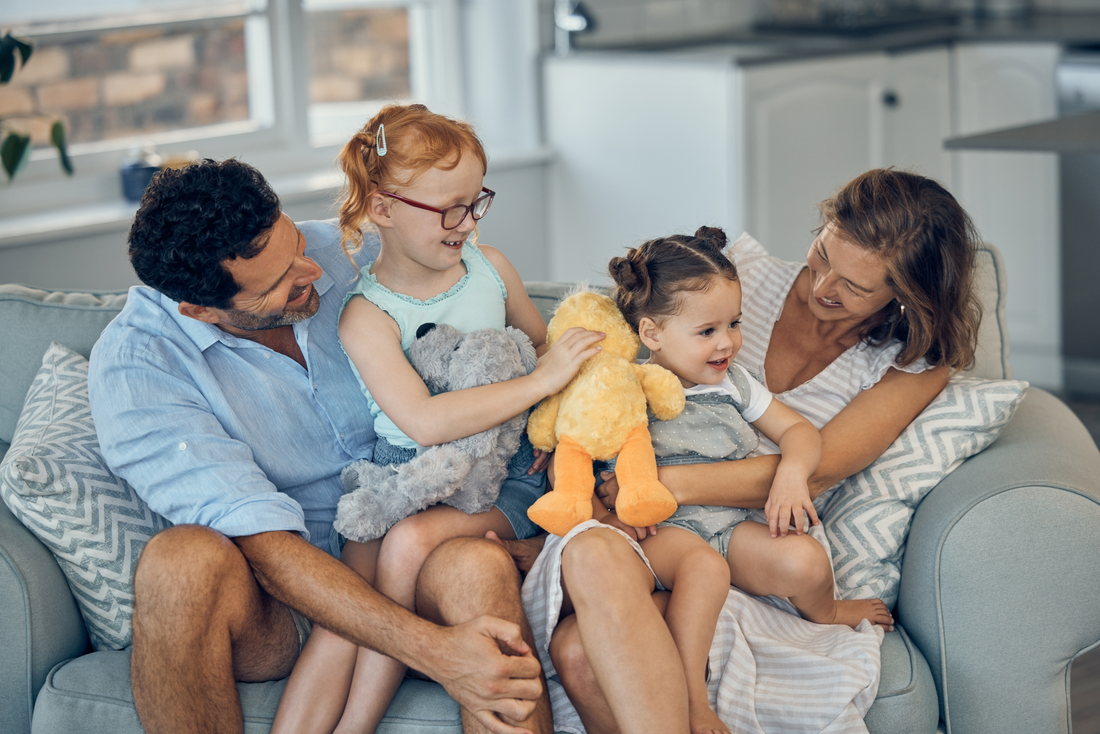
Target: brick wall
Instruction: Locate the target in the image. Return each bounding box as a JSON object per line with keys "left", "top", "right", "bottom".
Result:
{"left": 307, "top": 7, "right": 410, "bottom": 104}
{"left": 0, "top": 18, "right": 249, "bottom": 147}
{"left": 0, "top": 8, "right": 411, "bottom": 148}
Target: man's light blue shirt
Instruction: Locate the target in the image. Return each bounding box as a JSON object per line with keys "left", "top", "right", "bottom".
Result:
{"left": 89, "top": 220, "right": 380, "bottom": 550}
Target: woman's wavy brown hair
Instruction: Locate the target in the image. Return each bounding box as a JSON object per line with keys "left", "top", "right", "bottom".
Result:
{"left": 337, "top": 103, "right": 487, "bottom": 257}
{"left": 608, "top": 225, "right": 738, "bottom": 331}
{"left": 819, "top": 168, "right": 982, "bottom": 371}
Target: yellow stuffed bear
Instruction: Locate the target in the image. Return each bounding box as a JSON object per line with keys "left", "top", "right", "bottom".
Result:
{"left": 526, "top": 289, "right": 686, "bottom": 536}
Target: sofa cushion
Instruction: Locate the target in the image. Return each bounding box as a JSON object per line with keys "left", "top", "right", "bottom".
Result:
{"left": 823, "top": 377, "right": 1027, "bottom": 608}
{"left": 864, "top": 625, "right": 940, "bottom": 733}
{"left": 33, "top": 650, "right": 463, "bottom": 734}
{"left": 0, "top": 284, "right": 127, "bottom": 447}
{"left": 0, "top": 342, "right": 169, "bottom": 652}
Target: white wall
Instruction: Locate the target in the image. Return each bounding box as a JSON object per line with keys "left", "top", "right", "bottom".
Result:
{"left": 0, "top": 157, "right": 549, "bottom": 291}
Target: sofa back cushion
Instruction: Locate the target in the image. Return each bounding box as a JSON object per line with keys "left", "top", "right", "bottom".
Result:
{"left": 0, "top": 285, "right": 128, "bottom": 453}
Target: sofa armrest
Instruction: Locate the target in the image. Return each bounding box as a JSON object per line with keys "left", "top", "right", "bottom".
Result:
{"left": 0, "top": 500, "right": 89, "bottom": 734}
{"left": 897, "top": 388, "right": 1100, "bottom": 734}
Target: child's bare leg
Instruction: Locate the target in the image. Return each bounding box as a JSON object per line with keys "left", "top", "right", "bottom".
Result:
{"left": 554, "top": 527, "right": 689, "bottom": 733}
{"left": 726, "top": 522, "right": 894, "bottom": 630}
{"left": 641, "top": 528, "right": 731, "bottom": 734}
{"left": 271, "top": 538, "right": 381, "bottom": 734}
{"left": 334, "top": 505, "right": 525, "bottom": 734}
{"left": 552, "top": 591, "right": 672, "bottom": 734}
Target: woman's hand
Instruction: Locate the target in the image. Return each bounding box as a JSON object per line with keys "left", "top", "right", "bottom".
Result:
{"left": 590, "top": 489, "right": 654, "bottom": 541}
{"left": 764, "top": 470, "right": 820, "bottom": 538}
{"left": 595, "top": 470, "right": 619, "bottom": 509}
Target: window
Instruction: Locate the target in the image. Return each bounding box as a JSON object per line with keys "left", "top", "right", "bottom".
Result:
{"left": 0, "top": 0, "right": 463, "bottom": 221}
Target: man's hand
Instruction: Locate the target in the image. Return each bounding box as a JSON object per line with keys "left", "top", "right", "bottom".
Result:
{"left": 435, "top": 616, "right": 544, "bottom": 734}
{"left": 485, "top": 531, "right": 546, "bottom": 576}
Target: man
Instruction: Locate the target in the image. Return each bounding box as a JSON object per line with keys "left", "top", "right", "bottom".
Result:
{"left": 88, "top": 159, "right": 550, "bottom": 734}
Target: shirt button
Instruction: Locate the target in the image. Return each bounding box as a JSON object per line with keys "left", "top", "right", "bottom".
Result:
{"left": 178, "top": 442, "right": 187, "bottom": 451}
{"left": 263, "top": 353, "right": 271, "bottom": 359}
{"left": 340, "top": 433, "right": 345, "bottom": 439}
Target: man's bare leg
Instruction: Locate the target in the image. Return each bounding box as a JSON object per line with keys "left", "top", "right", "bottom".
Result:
{"left": 131, "top": 525, "right": 301, "bottom": 734}
{"left": 416, "top": 536, "right": 553, "bottom": 734}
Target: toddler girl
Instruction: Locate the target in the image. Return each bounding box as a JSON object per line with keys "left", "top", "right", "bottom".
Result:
{"left": 271, "top": 104, "right": 601, "bottom": 734}
{"left": 599, "top": 226, "right": 890, "bottom": 734}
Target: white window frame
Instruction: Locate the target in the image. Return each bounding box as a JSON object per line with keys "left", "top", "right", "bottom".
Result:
{"left": 0, "top": 0, "right": 463, "bottom": 221}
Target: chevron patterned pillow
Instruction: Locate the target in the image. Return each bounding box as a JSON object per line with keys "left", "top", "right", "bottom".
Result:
{"left": 0, "top": 342, "right": 169, "bottom": 651}
{"left": 822, "top": 377, "right": 1027, "bottom": 609}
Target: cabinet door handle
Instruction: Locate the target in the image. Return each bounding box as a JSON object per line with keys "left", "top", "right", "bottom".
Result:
{"left": 882, "top": 90, "right": 900, "bottom": 108}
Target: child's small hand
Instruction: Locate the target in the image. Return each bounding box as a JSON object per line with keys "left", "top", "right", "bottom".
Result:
{"left": 764, "top": 476, "right": 820, "bottom": 538}
{"left": 528, "top": 448, "right": 553, "bottom": 475}
{"left": 530, "top": 327, "right": 604, "bottom": 396}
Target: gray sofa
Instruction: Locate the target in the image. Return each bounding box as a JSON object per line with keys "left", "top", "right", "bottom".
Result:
{"left": 3, "top": 243, "right": 1100, "bottom": 734}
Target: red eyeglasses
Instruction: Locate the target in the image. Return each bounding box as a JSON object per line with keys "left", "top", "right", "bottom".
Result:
{"left": 379, "top": 187, "right": 495, "bottom": 230}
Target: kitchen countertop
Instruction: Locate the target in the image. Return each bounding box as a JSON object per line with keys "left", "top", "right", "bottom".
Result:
{"left": 945, "top": 109, "right": 1100, "bottom": 153}
{"left": 566, "top": 11, "right": 1100, "bottom": 67}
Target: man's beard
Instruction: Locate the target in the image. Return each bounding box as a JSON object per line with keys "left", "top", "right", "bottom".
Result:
{"left": 221, "top": 285, "right": 320, "bottom": 331}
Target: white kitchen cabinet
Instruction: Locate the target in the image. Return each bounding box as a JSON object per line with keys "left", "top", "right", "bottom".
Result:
{"left": 545, "top": 46, "right": 954, "bottom": 277}
{"left": 952, "top": 42, "right": 1061, "bottom": 388}
{"left": 742, "top": 48, "right": 953, "bottom": 262}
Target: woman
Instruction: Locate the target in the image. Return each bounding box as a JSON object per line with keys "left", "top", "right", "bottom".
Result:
{"left": 517, "top": 168, "right": 982, "bottom": 734}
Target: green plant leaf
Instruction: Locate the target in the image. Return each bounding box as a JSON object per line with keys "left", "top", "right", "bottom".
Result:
{"left": 1, "top": 131, "right": 32, "bottom": 179}
{"left": 0, "top": 35, "right": 17, "bottom": 84}
{"left": 0, "top": 33, "right": 33, "bottom": 84}
{"left": 14, "top": 36, "right": 33, "bottom": 67}
{"left": 50, "top": 120, "right": 73, "bottom": 175}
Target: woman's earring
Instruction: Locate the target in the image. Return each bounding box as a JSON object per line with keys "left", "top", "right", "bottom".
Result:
{"left": 899, "top": 303, "right": 906, "bottom": 317}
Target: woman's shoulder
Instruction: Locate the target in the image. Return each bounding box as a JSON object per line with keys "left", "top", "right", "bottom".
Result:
{"left": 725, "top": 232, "right": 769, "bottom": 269}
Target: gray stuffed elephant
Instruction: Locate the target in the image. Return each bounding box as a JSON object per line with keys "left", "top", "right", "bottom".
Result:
{"left": 333, "top": 323, "right": 539, "bottom": 543}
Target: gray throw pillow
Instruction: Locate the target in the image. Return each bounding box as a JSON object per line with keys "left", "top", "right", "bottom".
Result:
{"left": 823, "top": 377, "right": 1028, "bottom": 608}
{"left": 0, "top": 342, "right": 169, "bottom": 651}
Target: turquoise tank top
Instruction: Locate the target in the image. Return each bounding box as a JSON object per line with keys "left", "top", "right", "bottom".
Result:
{"left": 342, "top": 242, "right": 509, "bottom": 448}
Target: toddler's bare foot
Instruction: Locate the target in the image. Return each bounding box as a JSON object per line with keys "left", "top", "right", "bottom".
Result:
{"left": 690, "top": 701, "right": 731, "bottom": 734}
{"left": 832, "top": 598, "right": 894, "bottom": 631}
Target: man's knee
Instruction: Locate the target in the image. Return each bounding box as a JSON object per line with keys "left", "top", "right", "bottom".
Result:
{"left": 417, "top": 537, "right": 520, "bottom": 621}
{"left": 135, "top": 525, "right": 248, "bottom": 612}
{"left": 426, "top": 536, "right": 518, "bottom": 585}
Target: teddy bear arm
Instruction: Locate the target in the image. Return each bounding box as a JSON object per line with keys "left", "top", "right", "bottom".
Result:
{"left": 526, "top": 393, "right": 562, "bottom": 452}
{"left": 634, "top": 363, "right": 686, "bottom": 421}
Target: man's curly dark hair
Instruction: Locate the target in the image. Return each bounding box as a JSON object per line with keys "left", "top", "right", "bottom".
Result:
{"left": 128, "top": 158, "right": 282, "bottom": 308}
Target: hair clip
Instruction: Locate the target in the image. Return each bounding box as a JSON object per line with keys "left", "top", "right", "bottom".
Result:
{"left": 376, "top": 124, "right": 387, "bottom": 157}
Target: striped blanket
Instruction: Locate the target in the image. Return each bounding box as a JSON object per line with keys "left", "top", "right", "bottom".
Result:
{"left": 521, "top": 520, "right": 884, "bottom": 734}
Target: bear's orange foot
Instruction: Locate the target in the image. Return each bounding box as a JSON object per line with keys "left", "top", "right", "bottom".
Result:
{"left": 527, "top": 492, "right": 594, "bottom": 537}
{"left": 614, "top": 483, "right": 677, "bottom": 529}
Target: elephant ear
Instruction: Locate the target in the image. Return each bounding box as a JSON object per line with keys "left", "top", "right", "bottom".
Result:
{"left": 506, "top": 326, "right": 538, "bottom": 375}
{"left": 408, "top": 322, "right": 462, "bottom": 393}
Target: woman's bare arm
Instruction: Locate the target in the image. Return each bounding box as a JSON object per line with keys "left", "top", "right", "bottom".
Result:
{"left": 599, "top": 365, "right": 950, "bottom": 509}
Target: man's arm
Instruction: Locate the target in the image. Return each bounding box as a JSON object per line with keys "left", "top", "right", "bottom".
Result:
{"left": 235, "top": 530, "right": 543, "bottom": 727}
